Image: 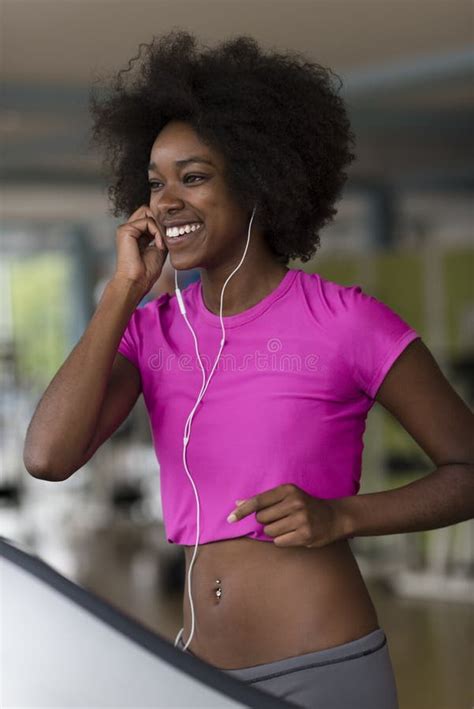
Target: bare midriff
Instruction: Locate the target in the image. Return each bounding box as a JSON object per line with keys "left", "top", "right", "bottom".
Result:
{"left": 181, "top": 537, "right": 379, "bottom": 670}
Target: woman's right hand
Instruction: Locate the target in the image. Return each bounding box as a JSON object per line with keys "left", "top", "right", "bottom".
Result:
{"left": 113, "top": 204, "right": 169, "bottom": 295}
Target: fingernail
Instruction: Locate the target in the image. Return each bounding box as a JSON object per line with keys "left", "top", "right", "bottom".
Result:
{"left": 235, "top": 499, "right": 245, "bottom": 506}
{"left": 227, "top": 513, "right": 237, "bottom": 523}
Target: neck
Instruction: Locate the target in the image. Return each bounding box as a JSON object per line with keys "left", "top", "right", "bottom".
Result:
{"left": 199, "top": 257, "right": 289, "bottom": 316}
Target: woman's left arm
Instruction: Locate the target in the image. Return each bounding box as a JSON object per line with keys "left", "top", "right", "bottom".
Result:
{"left": 332, "top": 338, "right": 474, "bottom": 538}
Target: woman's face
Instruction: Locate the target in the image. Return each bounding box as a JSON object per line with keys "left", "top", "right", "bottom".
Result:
{"left": 148, "top": 120, "right": 256, "bottom": 270}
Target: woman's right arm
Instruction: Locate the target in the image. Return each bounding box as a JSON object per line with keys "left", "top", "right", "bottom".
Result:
{"left": 23, "top": 278, "right": 145, "bottom": 481}
{"left": 23, "top": 204, "right": 168, "bottom": 481}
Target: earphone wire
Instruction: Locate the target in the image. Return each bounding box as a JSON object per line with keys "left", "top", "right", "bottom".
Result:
{"left": 172, "top": 206, "right": 257, "bottom": 651}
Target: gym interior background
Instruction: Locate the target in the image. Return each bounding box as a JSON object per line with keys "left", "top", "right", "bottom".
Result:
{"left": 1, "top": 3, "right": 473, "bottom": 708}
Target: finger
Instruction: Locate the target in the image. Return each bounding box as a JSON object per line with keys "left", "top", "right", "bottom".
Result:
{"left": 144, "top": 215, "right": 166, "bottom": 251}
{"left": 125, "top": 216, "right": 159, "bottom": 233}
{"left": 263, "top": 515, "right": 303, "bottom": 546}
{"left": 227, "top": 496, "right": 259, "bottom": 522}
{"left": 157, "top": 233, "right": 168, "bottom": 252}
{"left": 128, "top": 204, "right": 153, "bottom": 220}
{"left": 128, "top": 217, "right": 164, "bottom": 248}
{"left": 272, "top": 530, "right": 303, "bottom": 547}
{"left": 227, "top": 485, "right": 289, "bottom": 523}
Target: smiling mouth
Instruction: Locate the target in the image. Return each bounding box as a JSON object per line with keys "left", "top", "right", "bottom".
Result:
{"left": 165, "top": 223, "right": 204, "bottom": 246}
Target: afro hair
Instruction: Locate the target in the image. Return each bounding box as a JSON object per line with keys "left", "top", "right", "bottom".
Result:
{"left": 88, "top": 29, "right": 356, "bottom": 265}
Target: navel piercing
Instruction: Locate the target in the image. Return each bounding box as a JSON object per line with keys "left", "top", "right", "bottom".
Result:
{"left": 215, "top": 579, "right": 222, "bottom": 599}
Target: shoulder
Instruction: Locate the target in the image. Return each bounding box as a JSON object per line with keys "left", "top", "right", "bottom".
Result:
{"left": 297, "top": 269, "right": 378, "bottom": 322}
{"left": 297, "top": 270, "right": 420, "bottom": 386}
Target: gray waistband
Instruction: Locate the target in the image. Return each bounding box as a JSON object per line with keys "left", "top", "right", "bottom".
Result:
{"left": 177, "top": 627, "right": 386, "bottom": 679}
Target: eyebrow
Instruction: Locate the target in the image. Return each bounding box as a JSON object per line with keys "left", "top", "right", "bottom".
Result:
{"left": 148, "top": 156, "right": 215, "bottom": 171}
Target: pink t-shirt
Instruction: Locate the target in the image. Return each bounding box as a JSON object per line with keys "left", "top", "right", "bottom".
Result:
{"left": 117, "top": 268, "right": 420, "bottom": 545}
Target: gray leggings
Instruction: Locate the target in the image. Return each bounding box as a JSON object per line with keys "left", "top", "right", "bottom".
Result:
{"left": 178, "top": 627, "right": 399, "bottom": 709}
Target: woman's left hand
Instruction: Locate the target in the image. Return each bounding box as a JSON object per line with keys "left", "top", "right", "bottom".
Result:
{"left": 226, "top": 483, "right": 348, "bottom": 548}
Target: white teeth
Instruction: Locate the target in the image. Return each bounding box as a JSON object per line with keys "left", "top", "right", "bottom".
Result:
{"left": 166, "top": 222, "right": 202, "bottom": 238}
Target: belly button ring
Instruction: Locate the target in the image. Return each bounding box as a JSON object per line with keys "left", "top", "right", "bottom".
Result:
{"left": 215, "top": 579, "right": 222, "bottom": 599}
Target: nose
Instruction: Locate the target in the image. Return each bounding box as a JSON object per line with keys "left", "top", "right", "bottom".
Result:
{"left": 153, "top": 189, "right": 186, "bottom": 224}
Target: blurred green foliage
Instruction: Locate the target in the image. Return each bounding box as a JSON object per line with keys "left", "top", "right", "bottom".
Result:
{"left": 444, "top": 249, "right": 474, "bottom": 355}
{"left": 10, "top": 253, "right": 70, "bottom": 389}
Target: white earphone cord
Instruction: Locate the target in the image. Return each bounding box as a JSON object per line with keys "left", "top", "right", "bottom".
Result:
{"left": 173, "top": 206, "right": 257, "bottom": 651}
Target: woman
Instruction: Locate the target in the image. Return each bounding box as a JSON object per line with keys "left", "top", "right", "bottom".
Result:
{"left": 24, "top": 31, "right": 474, "bottom": 709}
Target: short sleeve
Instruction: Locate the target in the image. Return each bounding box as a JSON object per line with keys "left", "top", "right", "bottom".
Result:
{"left": 117, "top": 309, "right": 140, "bottom": 368}
{"left": 339, "top": 285, "right": 420, "bottom": 399}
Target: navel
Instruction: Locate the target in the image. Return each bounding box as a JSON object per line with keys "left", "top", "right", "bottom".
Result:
{"left": 214, "top": 578, "right": 223, "bottom": 601}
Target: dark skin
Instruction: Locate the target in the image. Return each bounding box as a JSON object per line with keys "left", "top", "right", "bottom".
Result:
{"left": 147, "top": 119, "right": 473, "bottom": 667}
{"left": 147, "top": 120, "right": 289, "bottom": 316}
{"left": 147, "top": 125, "right": 473, "bottom": 540}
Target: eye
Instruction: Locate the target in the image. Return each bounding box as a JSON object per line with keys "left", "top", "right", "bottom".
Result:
{"left": 148, "top": 175, "right": 205, "bottom": 190}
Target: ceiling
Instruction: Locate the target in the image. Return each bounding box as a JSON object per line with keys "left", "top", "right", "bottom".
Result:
{"left": 2, "top": 0, "right": 472, "bottom": 85}
{"left": 1, "top": 0, "right": 473, "bottom": 190}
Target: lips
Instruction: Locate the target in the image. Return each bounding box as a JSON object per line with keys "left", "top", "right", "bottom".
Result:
{"left": 165, "top": 223, "right": 204, "bottom": 247}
